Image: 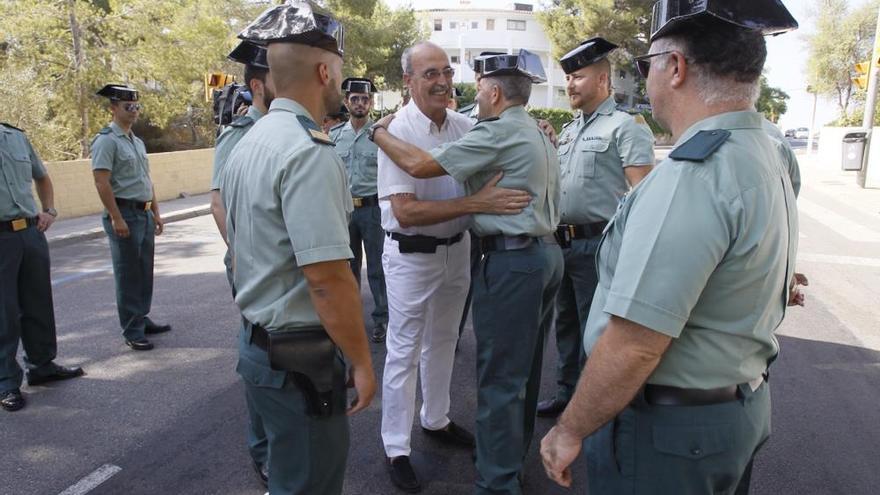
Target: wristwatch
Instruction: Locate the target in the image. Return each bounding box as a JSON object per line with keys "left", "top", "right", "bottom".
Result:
{"left": 43, "top": 208, "right": 58, "bottom": 217}
{"left": 367, "top": 122, "right": 387, "bottom": 142}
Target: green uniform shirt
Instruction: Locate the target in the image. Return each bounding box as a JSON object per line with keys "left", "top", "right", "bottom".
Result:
{"left": 90, "top": 122, "right": 153, "bottom": 201}
{"left": 330, "top": 119, "right": 379, "bottom": 197}
{"left": 583, "top": 111, "right": 798, "bottom": 388}
{"left": 221, "top": 98, "right": 354, "bottom": 331}
{"left": 0, "top": 124, "right": 46, "bottom": 221}
{"left": 431, "top": 105, "right": 560, "bottom": 237}
{"left": 557, "top": 96, "right": 655, "bottom": 224}
{"left": 211, "top": 105, "right": 264, "bottom": 191}
{"left": 761, "top": 118, "right": 801, "bottom": 197}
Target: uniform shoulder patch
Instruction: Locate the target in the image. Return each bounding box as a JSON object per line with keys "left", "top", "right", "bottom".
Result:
{"left": 98, "top": 126, "right": 112, "bottom": 135}
{"left": 297, "top": 115, "right": 333, "bottom": 145}
{"left": 0, "top": 122, "right": 23, "bottom": 132}
{"left": 632, "top": 114, "right": 648, "bottom": 126}
{"left": 329, "top": 121, "right": 346, "bottom": 132}
{"left": 229, "top": 115, "right": 254, "bottom": 128}
{"left": 668, "top": 130, "right": 731, "bottom": 162}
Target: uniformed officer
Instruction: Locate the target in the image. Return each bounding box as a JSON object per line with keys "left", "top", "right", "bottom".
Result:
{"left": 208, "top": 39, "right": 274, "bottom": 488}
{"left": 91, "top": 84, "right": 171, "bottom": 351}
{"left": 222, "top": 2, "right": 376, "bottom": 494}
{"left": 537, "top": 37, "right": 655, "bottom": 418}
{"left": 372, "top": 49, "right": 563, "bottom": 495}
{"left": 540, "top": 1, "right": 800, "bottom": 493}
{"left": 330, "top": 77, "right": 388, "bottom": 343}
{"left": 1, "top": 124, "right": 84, "bottom": 412}
{"left": 322, "top": 105, "right": 348, "bottom": 134}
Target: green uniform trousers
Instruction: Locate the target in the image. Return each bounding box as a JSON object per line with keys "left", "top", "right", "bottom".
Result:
{"left": 585, "top": 381, "right": 772, "bottom": 495}
{"left": 0, "top": 226, "right": 57, "bottom": 393}
{"left": 349, "top": 204, "right": 387, "bottom": 328}
{"left": 102, "top": 207, "right": 155, "bottom": 342}
{"left": 472, "top": 241, "right": 563, "bottom": 494}
{"left": 552, "top": 237, "right": 600, "bottom": 401}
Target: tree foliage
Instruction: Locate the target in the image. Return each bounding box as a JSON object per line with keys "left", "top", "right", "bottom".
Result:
{"left": 537, "top": 0, "right": 653, "bottom": 66}
{"left": 804, "top": 0, "right": 879, "bottom": 120}
{"left": 755, "top": 75, "right": 790, "bottom": 124}
{"left": 0, "top": 0, "right": 421, "bottom": 161}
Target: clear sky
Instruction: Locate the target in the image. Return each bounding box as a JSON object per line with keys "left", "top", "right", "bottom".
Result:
{"left": 388, "top": 0, "right": 864, "bottom": 130}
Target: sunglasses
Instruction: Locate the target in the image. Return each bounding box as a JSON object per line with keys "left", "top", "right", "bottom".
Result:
{"left": 633, "top": 51, "right": 676, "bottom": 78}
{"left": 348, "top": 95, "right": 370, "bottom": 104}
{"left": 123, "top": 103, "right": 142, "bottom": 112}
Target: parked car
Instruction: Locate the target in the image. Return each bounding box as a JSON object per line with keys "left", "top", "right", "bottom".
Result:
{"left": 784, "top": 129, "right": 796, "bottom": 138}
{"left": 795, "top": 127, "right": 809, "bottom": 139}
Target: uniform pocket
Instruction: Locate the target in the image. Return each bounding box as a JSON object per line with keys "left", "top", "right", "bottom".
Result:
{"left": 580, "top": 139, "right": 610, "bottom": 178}
{"left": 652, "top": 423, "right": 733, "bottom": 460}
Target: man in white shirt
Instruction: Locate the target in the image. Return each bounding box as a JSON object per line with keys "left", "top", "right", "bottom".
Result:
{"left": 374, "top": 41, "right": 531, "bottom": 493}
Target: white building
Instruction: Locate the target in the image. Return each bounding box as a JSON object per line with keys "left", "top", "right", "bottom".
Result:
{"left": 407, "top": 0, "right": 641, "bottom": 110}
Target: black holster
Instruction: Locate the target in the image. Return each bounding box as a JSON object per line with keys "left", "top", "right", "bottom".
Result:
{"left": 260, "top": 325, "right": 342, "bottom": 417}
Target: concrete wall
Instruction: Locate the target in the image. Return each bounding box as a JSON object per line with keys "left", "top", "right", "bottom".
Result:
{"left": 35, "top": 148, "right": 214, "bottom": 219}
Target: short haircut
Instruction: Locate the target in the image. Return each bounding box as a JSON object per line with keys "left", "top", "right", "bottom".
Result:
{"left": 483, "top": 75, "right": 532, "bottom": 105}
{"left": 244, "top": 65, "right": 268, "bottom": 90}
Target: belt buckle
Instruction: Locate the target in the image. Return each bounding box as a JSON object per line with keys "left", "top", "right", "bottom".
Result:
{"left": 11, "top": 218, "right": 28, "bottom": 232}
{"left": 352, "top": 197, "right": 363, "bottom": 208}
{"left": 567, "top": 225, "right": 576, "bottom": 239}
{"left": 144, "top": 201, "right": 152, "bottom": 211}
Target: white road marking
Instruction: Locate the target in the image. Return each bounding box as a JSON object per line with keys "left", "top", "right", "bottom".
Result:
{"left": 51, "top": 268, "right": 109, "bottom": 288}
{"left": 58, "top": 464, "right": 121, "bottom": 495}
{"left": 797, "top": 198, "right": 880, "bottom": 243}
{"left": 798, "top": 253, "right": 880, "bottom": 267}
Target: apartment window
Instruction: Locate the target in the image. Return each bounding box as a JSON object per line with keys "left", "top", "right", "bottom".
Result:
{"left": 471, "top": 21, "right": 479, "bottom": 29}
{"left": 557, "top": 88, "right": 566, "bottom": 97}
{"left": 507, "top": 19, "right": 526, "bottom": 31}
{"left": 450, "top": 21, "right": 458, "bottom": 29}
{"left": 486, "top": 19, "right": 495, "bottom": 30}
{"left": 451, "top": 55, "right": 460, "bottom": 64}
{"left": 433, "top": 19, "right": 442, "bottom": 31}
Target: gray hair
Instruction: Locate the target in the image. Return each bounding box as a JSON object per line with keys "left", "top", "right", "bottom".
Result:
{"left": 651, "top": 37, "right": 759, "bottom": 106}
{"left": 482, "top": 75, "right": 532, "bottom": 105}
{"left": 401, "top": 41, "right": 444, "bottom": 75}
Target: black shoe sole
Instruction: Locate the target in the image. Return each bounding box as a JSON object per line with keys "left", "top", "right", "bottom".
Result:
{"left": 26, "top": 370, "right": 84, "bottom": 386}
{"left": 1, "top": 395, "right": 25, "bottom": 412}
{"left": 144, "top": 327, "right": 172, "bottom": 335}
{"left": 126, "top": 341, "right": 154, "bottom": 351}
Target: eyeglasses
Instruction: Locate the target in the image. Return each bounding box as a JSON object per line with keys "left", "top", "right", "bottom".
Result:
{"left": 348, "top": 95, "right": 370, "bottom": 104}
{"left": 633, "top": 51, "right": 677, "bottom": 78}
{"left": 123, "top": 103, "right": 142, "bottom": 112}
{"left": 420, "top": 67, "right": 455, "bottom": 81}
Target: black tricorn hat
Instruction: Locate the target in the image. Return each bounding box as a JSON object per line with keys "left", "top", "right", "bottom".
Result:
{"left": 239, "top": 0, "right": 345, "bottom": 57}
{"left": 96, "top": 84, "right": 138, "bottom": 102}
{"left": 342, "top": 77, "right": 377, "bottom": 94}
{"left": 559, "top": 37, "right": 618, "bottom": 74}
{"left": 650, "top": 0, "right": 798, "bottom": 41}
{"left": 228, "top": 40, "right": 269, "bottom": 69}
{"left": 478, "top": 50, "right": 547, "bottom": 84}
{"left": 472, "top": 51, "right": 506, "bottom": 75}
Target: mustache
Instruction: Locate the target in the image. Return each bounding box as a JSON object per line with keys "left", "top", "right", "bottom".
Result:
{"left": 429, "top": 84, "right": 449, "bottom": 95}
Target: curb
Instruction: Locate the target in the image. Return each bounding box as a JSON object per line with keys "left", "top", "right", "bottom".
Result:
{"left": 47, "top": 204, "right": 212, "bottom": 248}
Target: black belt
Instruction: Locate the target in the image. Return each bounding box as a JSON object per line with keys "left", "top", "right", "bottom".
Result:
{"left": 352, "top": 195, "right": 379, "bottom": 208}
{"left": 479, "top": 234, "right": 557, "bottom": 254}
{"left": 0, "top": 217, "right": 37, "bottom": 233}
{"left": 643, "top": 375, "right": 765, "bottom": 406}
{"left": 115, "top": 198, "right": 152, "bottom": 211}
{"left": 555, "top": 221, "right": 608, "bottom": 246}
{"left": 249, "top": 322, "right": 270, "bottom": 351}
{"left": 386, "top": 231, "right": 465, "bottom": 253}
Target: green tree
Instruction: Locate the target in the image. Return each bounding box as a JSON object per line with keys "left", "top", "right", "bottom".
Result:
{"left": 804, "top": 0, "right": 879, "bottom": 120}
{"left": 755, "top": 75, "right": 790, "bottom": 123}
{"left": 537, "top": 0, "right": 654, "bottom": 63}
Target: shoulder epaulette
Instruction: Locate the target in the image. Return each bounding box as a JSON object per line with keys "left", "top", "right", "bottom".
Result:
{"left": 668, "top": 130, "right": 730, "bottom": 162}
{"left": 0, "top": 122, "right": 23, "bottom": 132}
{"left": 476, "top": 116, "right": 500, "bottom": 124}
{"left": 297, "top": 115, "right": 333, "bottom": 145}
{"left": 98, "top": 127, "right": 112, "bottom": 135}
{"left": 329, "top": 121, "right": 346, "bottom": 132}
{"left": 229, "top": 115, "right": 254, "bottom": 128}
{"left": 632, "top": 114, "right": 648, "bottom": 126}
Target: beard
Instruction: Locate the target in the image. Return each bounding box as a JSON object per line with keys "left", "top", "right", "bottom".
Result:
{"left": 350, "top": 108, "right": 369, "bottom": 118}
{"left": 323, "top": 79, "right": 344, "bottom": 117}
{"left": 262, "top": 86, "right": 276, "bottom": 109}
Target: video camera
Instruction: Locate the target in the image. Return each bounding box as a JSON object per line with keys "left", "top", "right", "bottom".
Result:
{"left": 212, "top": 83, "right": 253, "bottom": 127}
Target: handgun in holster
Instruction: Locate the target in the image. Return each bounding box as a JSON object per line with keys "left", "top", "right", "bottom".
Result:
{"left": 266, "top": 327, "right": 342, "bottom": 418}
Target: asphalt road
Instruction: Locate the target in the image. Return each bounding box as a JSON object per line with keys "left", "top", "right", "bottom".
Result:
{"left": 5, "top": 156, "right": 880, "bottom": 494}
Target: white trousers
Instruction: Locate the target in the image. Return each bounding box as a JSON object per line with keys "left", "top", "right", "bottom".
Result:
{"left": 380, "top": 233, "right": 471, "bottom": 457}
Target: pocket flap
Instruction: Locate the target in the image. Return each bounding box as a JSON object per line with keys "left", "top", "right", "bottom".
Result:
{"left": 652, "top": 424, "right": 732, "bottom": 460}
{"left": 581, "top": 138, "right": 610, "bottom": 152}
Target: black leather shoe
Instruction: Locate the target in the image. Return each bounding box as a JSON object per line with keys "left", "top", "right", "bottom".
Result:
{"left": 1, "top": 389, "right": 25, "bottom": 412}
{"left": 26, "top": 363, "right": 85, "bottom": 386}
{"left": 145, "top": 322, "right": 172, "bottom": 334}
{"left": 371, "top": 323, "right": 387, "bottom": 344}
{"left": 125, "top": 338, "right": 154, "bottom": 351}
{"left": 536, "top": 398, "right": 568, "bottom": 418}
{"left": 387, "top": 456, "right": 421, "bottom": 493}
{"left": 422, "top": 421, "right": 475, "bottom": 448}
{"left": 252, "top": 460, "right": 268, "bottom": 488}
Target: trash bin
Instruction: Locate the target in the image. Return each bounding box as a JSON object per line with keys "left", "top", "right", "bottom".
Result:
{"left": 842, "top": 131, "right": 867, "bottom": 171}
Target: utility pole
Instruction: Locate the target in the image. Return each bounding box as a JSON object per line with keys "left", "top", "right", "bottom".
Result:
{"left": 807, "top": 86, "right": 817, "bottom": 156}
{"left": 857, "top": 4, "right": 880, "bottom": 188}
